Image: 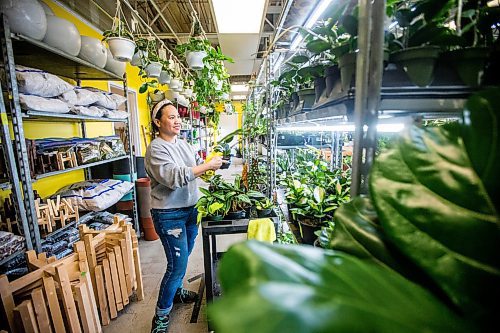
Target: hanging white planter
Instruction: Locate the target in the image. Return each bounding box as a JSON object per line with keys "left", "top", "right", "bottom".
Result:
{"left": 172, "top": 80, "right": 184, "bottom": 92}
{"left": 177, "top": 95, "right": 189, "bottom": 107}
{"left": 169, "top": 78, "right": 181, "bottom": 91}
{"left": 150, "top": 90, "right": 165, "bottom": 102}
{"left": 199, "top": 105, "right": 207, "bottom": 114}
{"left": 183, "top": 88, "right": 193, "bottom": 98}
{"left": 146, "top": 61, "right": 162, "bottom": 78}
{"left": 221, "top": 92, "right": 229, "bottom": 100}
{"left": 159, "top": 70, "right": 171, "bottom": 84}
{"left": 107, "top": 37, "right": 136, "bottom": 62}
{"left": 215, "top": 80, "right": 223, "bottom": 91}
{"left": 186, "top": 50, "right": 207, "bottom": 70}
{"left": 130, "top": 50, "right": 148, "bottom": 66}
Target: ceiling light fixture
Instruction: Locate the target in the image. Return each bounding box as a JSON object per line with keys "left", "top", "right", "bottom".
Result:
{"left": 212, "top": 0, "right": 267, "bottom": 33}
{"left": 230, "top": 84, "right": 249, "bottom": 93}
{"left": 290, "top": 0, "right": 334, "bottom": 50}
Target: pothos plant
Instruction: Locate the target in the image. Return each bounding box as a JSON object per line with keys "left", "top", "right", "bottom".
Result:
{"left": 102, "top": 19, "right": 134, "bottom": 41}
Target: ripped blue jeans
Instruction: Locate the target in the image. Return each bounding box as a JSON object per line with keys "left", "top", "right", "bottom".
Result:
{"left": 151, "top": 206, "right": 199, "bottom": 316}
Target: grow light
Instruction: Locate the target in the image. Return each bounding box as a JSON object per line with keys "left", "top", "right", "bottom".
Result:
{"left": 212, "top": 0, "right": 266, "bottom": 33}
{"left": 290, "top": 0, "right": 334, "bottom": 50}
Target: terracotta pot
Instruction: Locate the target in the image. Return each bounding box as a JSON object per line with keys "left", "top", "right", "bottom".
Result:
{"left": 141, "top": 217, "right": 159, "bottom": 241}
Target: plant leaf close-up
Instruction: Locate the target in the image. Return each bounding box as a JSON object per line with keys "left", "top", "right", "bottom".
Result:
{"left": 209, "top": 241, "right": 473, "bottom": 333}
{"left": 370, "top": 124, "right": 500, "bottom": 325}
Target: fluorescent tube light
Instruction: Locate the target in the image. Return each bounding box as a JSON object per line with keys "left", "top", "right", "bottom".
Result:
{"left": 231, "top": 84, "right": 248, "bottom": 93}
{"left": 277, "top": 123, "right": 405, "bottom": 133}
{"left": 290, "top": 0, "right": 333, "bottom": 50}
{"left": 212, "top": 0, "right": 266, "bottom": 33}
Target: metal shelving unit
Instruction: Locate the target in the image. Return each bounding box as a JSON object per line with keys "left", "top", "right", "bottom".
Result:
{"left": 0, "top": 15, "right": 139, "bottom": 252}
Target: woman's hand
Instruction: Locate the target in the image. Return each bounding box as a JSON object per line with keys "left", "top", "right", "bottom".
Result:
{"left": 207, "top": 156, "right": 223, "bottom": 170}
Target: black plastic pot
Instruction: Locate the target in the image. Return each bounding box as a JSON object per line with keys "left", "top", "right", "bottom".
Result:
{"left": 298, "top": 218, "right": 321, "bottom": 245}
{"left": 226, "top": 210, "right": 246, "bottom": 219}
{"left": 338, "top": 52, "right": 357, "bottom": 92}
{"left": 297, "top": 88, "right": 316, "bottom": 110}
{"left": 220, "top": 156, "right": 231, "bottom": 169}
{"left": 324, "top": 65, "right": 340, "bottom": 97}
{"left": 314, "top": 76, "right": 326, "bottom": 103}
{"left": 446, "top": 47, "right": 489, "bottom": 87}
{"left": 391, "top": 46, "right": 441, "bottom": 87}
{"left": 257, "top": 208, "right": 272, "bottom": 218}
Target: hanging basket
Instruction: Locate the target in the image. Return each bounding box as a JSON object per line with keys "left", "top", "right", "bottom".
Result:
{"left": 169, "top": 78, "right": 181, "bottom": 91}
{"left": 146, "top": 61, "right": 162, "bottom": 78}
{"left": 159, "top": 70, "right": 171, "bottom": 84}
{"left": 131, "top": 50, "right": 148, "bottom": 66}
{"left": 186, "top": 50, "right": 207, "bottom": 70}
{"left": 183, "top": 88, "right": 193, "bottom": 98}
{"left": 172, "top": 80, "right": 184, "bottom": 92}
{"left": 107, "top": 37, "right": 136, "bottom": 62}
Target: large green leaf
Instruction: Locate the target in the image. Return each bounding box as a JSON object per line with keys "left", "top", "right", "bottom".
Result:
{"left": 461, "top": 88, "right": 500, "bottom": 213}
{"left": 305, "top": 39, "right": 331, "bottom": 54}
{"left": 370, "top": 125, "right": 500, "bottom": 322}
{"left": 210, "top": 241, "right": 473, "bottom": 333}
{"left": 321, "top": 197, "right": 402, "bottom": 271}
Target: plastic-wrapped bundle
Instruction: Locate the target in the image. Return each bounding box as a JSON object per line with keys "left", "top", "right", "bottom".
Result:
{"left": 16, "top": 65, "right": 73, "bottom": 97}
{"left": 19, "top": 93, "right": 71, "bottom": 113}
{"left": 104, "top": 109, "right": 129, "bottom": 119}
{"left": 0, "top": 231, "right": 26, "bottom": 261}
{"left": 71, "top": 105, "right": 105, "bottom": 117}
{"left": 59, "top": 87, "right": 99, "bottom": 106}
{"left": 83, "top": 87, "right": 127, "bottom": 109}
{"left": 54, "top": 248, "right": 73, "bottom": 259}
{"left": 100, "top": 136, "right": 125, "bottom": 160}
{"left": 87, "top": 222, "right": 109, "bottom": 230}
{"left": 52, "top": 179, "right": 134, "bottom": 211}
{"left": 76, "top": 141, "right": 101, "bottom": 164}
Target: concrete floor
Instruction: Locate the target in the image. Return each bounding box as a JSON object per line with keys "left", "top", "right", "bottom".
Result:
{"left": 103, "top": 164, "right": 246, "bottom": 333}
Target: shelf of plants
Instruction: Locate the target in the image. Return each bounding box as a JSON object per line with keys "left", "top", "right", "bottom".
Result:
{"left": 208, "top": 0, "right": 500, "bottom": 332}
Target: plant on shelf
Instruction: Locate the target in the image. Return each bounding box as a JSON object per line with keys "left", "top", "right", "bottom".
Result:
{"left": 255, "top": 197, "right": 274, "bottom": 217}
{"left": 209, "top": 88, "right": 500, "bottom": 333}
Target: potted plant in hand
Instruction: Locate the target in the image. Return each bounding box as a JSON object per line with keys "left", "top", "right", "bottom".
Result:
{"left": 102, "top": 18, "right": 136, "bottom": 62}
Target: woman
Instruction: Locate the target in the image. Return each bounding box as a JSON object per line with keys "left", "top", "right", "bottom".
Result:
{"left": 145, "top": 99, "right": 222, "bottom": 333}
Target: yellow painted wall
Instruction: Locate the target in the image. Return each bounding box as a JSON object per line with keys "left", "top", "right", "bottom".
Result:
{"left": 1, "top": 1, "right": 153, "bottom": 200}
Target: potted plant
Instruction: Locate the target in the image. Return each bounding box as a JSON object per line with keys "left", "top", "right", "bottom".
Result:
{"left": 176, "top": 37, "right": 211, "bottom": 70}
{"left": 255, "top": 197, "right": 274, "bottom": 217}
{"left": 131, "top": 37, "right": 150, "bottom": 67}
{"left": 158, "top": 59, "right": 172, "bottom": 84}
{"left": 102, "top": 18, "right": 136, "bottom": 62}
{"left": 195, "top": 193, "right": 227, "bottom": 223}
{"left": 144, "top": 43, "right": 162, "bottom": 78}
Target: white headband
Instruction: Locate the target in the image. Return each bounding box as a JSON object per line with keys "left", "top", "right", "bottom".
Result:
{"left": 151, "top": 99, "right": 173, "bottom": 121}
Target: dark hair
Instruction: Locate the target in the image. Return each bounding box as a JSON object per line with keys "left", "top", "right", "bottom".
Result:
{"left": 151, "top": 102, "right": 174, "bottom": 132}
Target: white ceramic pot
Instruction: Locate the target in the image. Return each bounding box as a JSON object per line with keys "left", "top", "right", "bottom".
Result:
{"left": 146, "top": 61, "right": 162, "bottom": 78}
{"left": 0, "top": 0, "right": 47, "bottom": 40}
{"left": 107, "top": 37, "right": 136, "bottom": 62}
{"left": 130, "top": 50, "right": 147, "bottom": 66}
{"left": 221, "top": 92, "right": 229, "bottom": 100}
{"left": 169, "top": 78, "right": 180, "bottom": 91}
{"left": 183, "top": 88, "right": 193, "bottom": 98}
{"left": 104, "top": 48, "right": 126, "bottom": 77}
{"left": 215, "top": 80, "right": 223, "bottom": 91}
{"left": 186, "top": 50, "right": 207, "bottom": 70}
{"left": 38, "top": 1, "right": 53, "bottom": 16}
{"left": 43, "top": 16, "right": 80, "bottom": 56}
{"left": 199, "top": 105, "right": 207, "bottom": 114}
{"left": 150, "top": 90, "right": 165, "bottom": 102}
{"left": 78, "top": 35, "right": 107, "bottom": 68}
{"left": 172, "top": 80, "right": 184, "bottom": 92}
{"left": 159, "top": 70, "right": 171, "bottom": 84}
{"left": 177, "top": 95, "right": 189, "bottom": 107}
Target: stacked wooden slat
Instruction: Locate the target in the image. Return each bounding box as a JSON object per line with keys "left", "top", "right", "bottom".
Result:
{"left": 78, "top": 217, "right": 144, "bottom": 326}
{"left": 0, "top": 241, "right": 101, "bottom": 333}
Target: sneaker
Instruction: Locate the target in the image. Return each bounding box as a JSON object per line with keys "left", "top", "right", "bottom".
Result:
{"left": 151, "top": 315, "right": 169, "bottom": 333}
{"left": 173, "top": 288, "right": 199, "bottom": 304}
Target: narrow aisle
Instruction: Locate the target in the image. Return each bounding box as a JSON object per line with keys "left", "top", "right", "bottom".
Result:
{"left": 104, "top": 164, "right": 245, "bottom": 333}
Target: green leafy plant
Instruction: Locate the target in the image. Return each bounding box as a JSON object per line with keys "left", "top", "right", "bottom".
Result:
{"left": 175, "top": 37, "right": 212, "bottom": 54}
{"left": 102, "top": 19, "right": 134, "bottom": 41}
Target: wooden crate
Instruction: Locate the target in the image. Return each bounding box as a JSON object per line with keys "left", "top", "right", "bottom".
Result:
{"left": 0, "top": 241, "right": 101, "bottom": 333}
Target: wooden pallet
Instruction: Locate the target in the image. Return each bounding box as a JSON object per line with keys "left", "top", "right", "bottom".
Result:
{"left": 78, "top": 217, "right": 143, "bottom": 326}
{"left": 0, "top": 241, "right": 101, "bottom": 333}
